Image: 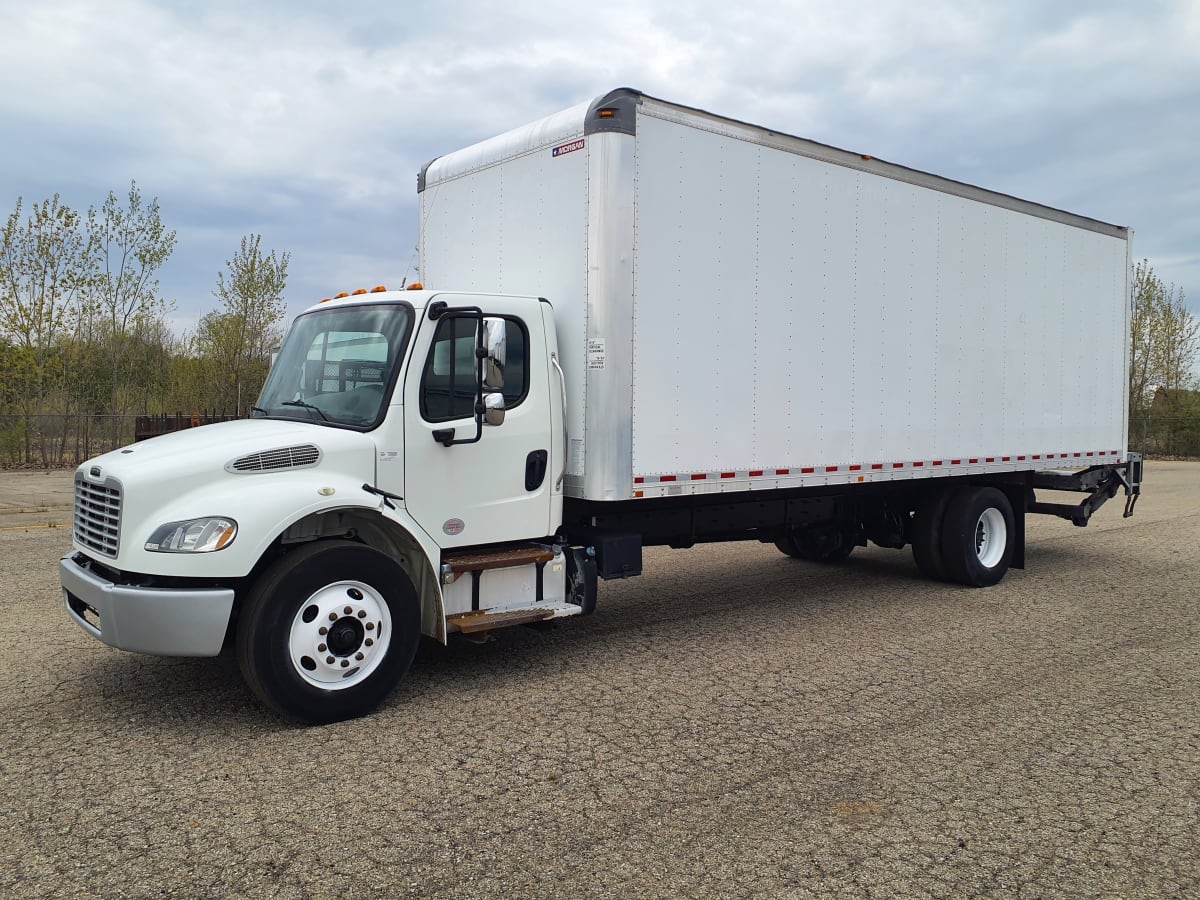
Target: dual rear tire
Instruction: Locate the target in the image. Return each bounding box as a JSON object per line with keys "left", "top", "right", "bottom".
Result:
{"left": 912, "top": 486, "right": 1016, "bottom": 587}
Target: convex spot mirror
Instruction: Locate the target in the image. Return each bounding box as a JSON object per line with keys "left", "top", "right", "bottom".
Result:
{"left": 484, "top": 392, "right": 505, "bottom": 427}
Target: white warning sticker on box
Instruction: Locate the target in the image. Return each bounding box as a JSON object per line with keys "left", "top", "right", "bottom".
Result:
{"left": 587, "top": 338, "right": 606, "bottom": 370}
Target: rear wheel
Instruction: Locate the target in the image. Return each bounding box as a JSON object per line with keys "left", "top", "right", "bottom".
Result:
{"left": 237, "top": 540, "right": 421, "bottom": 724}
{"left": 939, "top": 487, "right": 1015, "bottom": 587}
{"left": 774, "top": 526, "right": 855, "bottom": 563}
{"left": 911, "top": 488, "right": 953, "bottom": 581}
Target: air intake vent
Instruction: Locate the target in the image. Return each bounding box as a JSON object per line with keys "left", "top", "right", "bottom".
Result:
{"left": 228, "top": 444, "right": 321, "bottom": 473}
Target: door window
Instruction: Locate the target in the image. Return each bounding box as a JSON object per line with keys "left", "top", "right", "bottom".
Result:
{"left": 420, "top": 315, "right": 528, "bottom": 423}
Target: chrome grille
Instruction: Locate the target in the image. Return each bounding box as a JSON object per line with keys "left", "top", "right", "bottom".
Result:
{"left": 74, "top": 476, "right": 122, "bottom": 557}
{"left": 228, "top": 444, "right": 321, "bottom": 473}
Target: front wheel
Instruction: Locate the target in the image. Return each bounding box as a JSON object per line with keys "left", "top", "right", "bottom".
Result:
{"left": 237, "top": 540, "right": 421, "bottom": 724}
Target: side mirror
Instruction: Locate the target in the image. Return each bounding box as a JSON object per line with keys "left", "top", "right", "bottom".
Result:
{"left": 483, "top": 392, "right": 505, "bottom": 427}
{"left": 481, "top": 317, "right": 506, "bottom": 390}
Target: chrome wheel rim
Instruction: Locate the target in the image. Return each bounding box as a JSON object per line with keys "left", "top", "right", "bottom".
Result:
{"left": 288, "top": 580, "right": 391, "bottom": 689}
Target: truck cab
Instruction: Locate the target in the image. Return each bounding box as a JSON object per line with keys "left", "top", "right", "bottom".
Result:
{"left": 63, "top": 289, "right": 580, "bottom": 724}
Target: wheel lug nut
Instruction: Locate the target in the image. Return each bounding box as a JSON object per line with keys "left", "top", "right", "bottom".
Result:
{"left": 326, "top": 656, "right": 335, "bottom": 664}
{"left": 344, "top": 606, "right": 352, "bottom": 614}
{"left": 365, "top": 638, "right": 373, "bottom": 647}
{"left": 318, "top": 626, "right": 328, "bottom": 635}
{"left": 358, "top": 610, "right": 367, "bottom": 618}
{"left": 366, "top": 622, "right": 374, "bottom": 631}
{"left": 355, "top": 652, "right": 364, "bottom": 660}
{"left": 328, "top": 612, "right": 337, "bottom": 621}
{"left": 340, "top": 659, "right": 350, "bottom": 668}
{"left": 318, "top": 643, "right": 327, "bottom": 652}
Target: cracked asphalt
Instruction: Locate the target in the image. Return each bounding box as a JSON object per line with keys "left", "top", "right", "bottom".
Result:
{"left": 0, "top": 462, "right": 1197, "bottom": 898}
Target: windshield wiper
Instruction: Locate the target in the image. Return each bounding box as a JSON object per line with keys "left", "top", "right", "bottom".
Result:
{"left": 281, "top": 399, "right": 329, "bottom": 422}
{"left": 250, "top": 405, "right": 268, "bottom": 417}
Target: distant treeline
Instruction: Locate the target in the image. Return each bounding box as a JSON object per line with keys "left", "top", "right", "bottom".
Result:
{"left": 1, "top": 183, "right": 289, "bottom": 465}
{"left": 1129, "top": 261, "right": 1200, "bottom": 457}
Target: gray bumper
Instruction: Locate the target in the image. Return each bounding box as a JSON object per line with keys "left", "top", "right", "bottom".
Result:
{"left": 61, "top": 555, "right": 235, "bottom": 657}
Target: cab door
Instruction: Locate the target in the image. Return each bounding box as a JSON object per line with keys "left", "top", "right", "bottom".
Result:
{"left": 401, "top": 295, "right": 556, "bottom": 547}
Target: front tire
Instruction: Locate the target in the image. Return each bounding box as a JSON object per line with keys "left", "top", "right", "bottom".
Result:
{"left": 237, "top": 540, "right": 421, "bottom": 724}
{"left": 939, "top": 487, "right": 1015, "bottom": 587}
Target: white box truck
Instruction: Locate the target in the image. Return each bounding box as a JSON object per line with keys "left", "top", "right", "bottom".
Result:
{"left": 62, "top": 89, "right": 1141, "bottom": 723}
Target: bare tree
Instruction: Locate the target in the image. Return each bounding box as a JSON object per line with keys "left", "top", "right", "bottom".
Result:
{"left": 1129, "top": 259, "right": 1199, "bottom": 455}
{"left": 1129, "top": 260, "right": 1198, "bottom": 412}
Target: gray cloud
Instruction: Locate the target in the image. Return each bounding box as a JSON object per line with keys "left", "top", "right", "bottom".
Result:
{"left": 1, "top": 0, "right": 1196, "bottom": 329}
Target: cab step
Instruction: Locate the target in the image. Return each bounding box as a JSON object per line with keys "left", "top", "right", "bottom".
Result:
{"left": 447, "top": 603, "right": 582, "bottom": 634}
{"left": 442, "top": 544, "right": 555, "bottom": 582}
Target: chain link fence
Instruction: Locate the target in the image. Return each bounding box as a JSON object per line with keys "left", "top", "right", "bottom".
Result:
{"left": 1129, "top": 416, "right": 1200, "bottom": 459}
{"left": 0, "top": 413, "right": 238, "bottom": 468}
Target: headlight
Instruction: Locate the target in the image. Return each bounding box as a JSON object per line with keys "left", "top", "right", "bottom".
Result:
{"left": 145, "top": 517, "right": 238, "bottom": 553}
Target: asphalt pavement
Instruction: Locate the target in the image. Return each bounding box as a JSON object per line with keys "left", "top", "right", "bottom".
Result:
{"left": 0, "top": 462, "right": 1197, "bottom": 897}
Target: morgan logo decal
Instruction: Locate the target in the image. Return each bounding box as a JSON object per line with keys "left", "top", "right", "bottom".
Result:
{"left": 442, "top": 518, "right": 465, "bottom": 536}
{"left": 552, "top": 139, "right": 585, "bottom": 158}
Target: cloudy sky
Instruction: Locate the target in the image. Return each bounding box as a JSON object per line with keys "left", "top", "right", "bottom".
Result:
{"left": 2, "top": 0, "right": 1197, "bottom": 332}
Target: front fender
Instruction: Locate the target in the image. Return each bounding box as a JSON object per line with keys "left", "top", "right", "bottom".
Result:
{"left": 115, "top": 472, "right": 387, "bottom": 579}
{"left": 102, "top": 468, "right": 449, "bottom": 643}
{"left": 274, "top": 500, "right": 448, "bottom": 644}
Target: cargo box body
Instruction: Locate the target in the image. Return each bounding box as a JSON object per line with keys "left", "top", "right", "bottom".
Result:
{"left": 419, "top": 89, "right": 1130, "bottom": 503}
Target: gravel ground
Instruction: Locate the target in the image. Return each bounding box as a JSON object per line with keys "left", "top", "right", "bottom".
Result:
{"left": 0, "top": 462, "right": 1197, "bottom": 898}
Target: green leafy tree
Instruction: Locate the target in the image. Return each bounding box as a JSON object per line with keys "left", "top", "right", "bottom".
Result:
{"left": 0, "top": 195, "right": 96, "bottom": 462}
{"left": 198, "top": 235, "right": 290, "bottom": 415}
{"left": 87, "top": 181, "right": 177, "bottom": 444}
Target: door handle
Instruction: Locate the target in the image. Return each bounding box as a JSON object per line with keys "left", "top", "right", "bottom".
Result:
{"left": 525, "top": 450, "right": 549, "bottom": 491}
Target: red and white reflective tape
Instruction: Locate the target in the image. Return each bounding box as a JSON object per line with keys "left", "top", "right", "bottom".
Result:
{"left": 632, "top": 450, "right": 1122, "bottom": 487}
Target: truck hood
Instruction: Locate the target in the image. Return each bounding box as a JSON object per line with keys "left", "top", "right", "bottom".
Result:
{"left": 80, "top": 418, "right": 372, "bottom": 484}
{"left": 74, "top": 419, "right": 379, "bottom": 576}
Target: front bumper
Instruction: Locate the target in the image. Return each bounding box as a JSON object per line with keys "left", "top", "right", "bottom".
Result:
{"left": 60, "top": 554, "right": 235, "bottom": 657}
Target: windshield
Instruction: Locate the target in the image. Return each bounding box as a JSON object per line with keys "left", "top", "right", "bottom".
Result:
{"left": 254, "top": 303, "right": 413, "bottom": 429}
